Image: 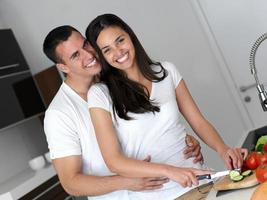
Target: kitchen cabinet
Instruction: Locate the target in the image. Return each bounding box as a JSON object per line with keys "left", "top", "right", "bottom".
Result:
{"left": 0, "top": 29, "right": 45, "bottom": 129}
{"left": 0, "top": 70, "right": 45, "bottom": 129}
{"left": 18, "top": 175, "right": 87, "bottom": 200}
{"left": 0, "top": 29, "right": 29, "bottom": 76}
{"left": 34, "top": 65, "right": 63, "bottom": 107}
{"left": 19, "top": 175, "right": 70, "bottom": 200}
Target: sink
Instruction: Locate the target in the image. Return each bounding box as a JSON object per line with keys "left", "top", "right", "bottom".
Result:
{"left": 242, "top": 125, "right": 267, "bottom": 151}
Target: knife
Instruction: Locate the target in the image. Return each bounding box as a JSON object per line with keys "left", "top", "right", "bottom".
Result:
{"left": 196, "top": 170, "right": 230, "bottom": 180}
{"left": 196, "top": 168, "right": 241, "bottom": 180}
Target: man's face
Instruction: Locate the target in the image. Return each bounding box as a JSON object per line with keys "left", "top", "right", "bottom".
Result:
{"left": 56, "top": 31, "right": 101, "bottom": 79}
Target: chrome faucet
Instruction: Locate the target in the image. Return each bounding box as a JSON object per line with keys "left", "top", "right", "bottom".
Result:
{"left": 249, "top": 33, "right": 267, "bottom": 111}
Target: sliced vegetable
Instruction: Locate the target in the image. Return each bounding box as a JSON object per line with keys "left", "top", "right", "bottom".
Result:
{"left": 241, "top": 169, "right": 252, "bottom": 177}
{"left": 229, "top": 170, "right": 240, "bottom": 179}
{"left": 229, "top": 170, "right": 243, "bottom": 182}
{"left": 229, "top": 169, "right": 252, "bottom": 182}
{"left": 232, "top": 175, "right": 244, "bottom": 182}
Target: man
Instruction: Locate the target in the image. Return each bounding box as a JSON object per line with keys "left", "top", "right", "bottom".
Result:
{"left": 42, "top": 25, "right": 203, "bottom": 199}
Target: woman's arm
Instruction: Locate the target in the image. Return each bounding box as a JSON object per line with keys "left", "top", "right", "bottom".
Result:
{"left": 52, "top": 155, "right": 169, "bottom": 196}
{"left": 175, "top": 80, "right": 248, "bottom": 169}
{"left": 89, "top": 107, "right": 211, "bottom": 187}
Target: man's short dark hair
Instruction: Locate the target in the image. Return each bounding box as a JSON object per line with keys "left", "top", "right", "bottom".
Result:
{"left": 43, "top": 25, "right": 79, "bottom": 64}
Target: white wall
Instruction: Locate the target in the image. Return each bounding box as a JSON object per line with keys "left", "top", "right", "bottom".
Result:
{"left": 197, "top": 0, "right": 267, "bottom": 128}
{"left": 0, "top": 18, "right": 6, "bottom": 29}
{"left": 0, "top": 0, "right": 247, "bottom": 170}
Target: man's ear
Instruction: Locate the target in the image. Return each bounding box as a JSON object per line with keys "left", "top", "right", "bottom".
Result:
{"left": 56, "top": 63, "right": 69, "bottom": 73}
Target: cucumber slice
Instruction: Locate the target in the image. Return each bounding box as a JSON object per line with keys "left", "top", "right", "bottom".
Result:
{"left": 229, "top": 170, "right": 240, "bottom": 179}
{"left": 241, "top": 170, "right": 252, "bottom": 177}
{"left": 232, "top": 175, "right": 244, "bottom": 182}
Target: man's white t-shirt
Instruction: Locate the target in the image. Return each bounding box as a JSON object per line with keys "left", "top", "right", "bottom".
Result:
{"left": 88, "top": 61, "right": 207, "bottom": 200}
{"left": 44, "top": 82, "right": 130, "bottom": 200}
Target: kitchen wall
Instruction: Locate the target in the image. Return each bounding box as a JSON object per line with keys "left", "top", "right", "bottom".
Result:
{"left": 0, "top": 20, "right": 6, "bottom": 29}
{"left": 0, "top": 115, "right": 48, "bottom": 183}
{"left": 0, "top": 0, "right": 248, "bottom": 170}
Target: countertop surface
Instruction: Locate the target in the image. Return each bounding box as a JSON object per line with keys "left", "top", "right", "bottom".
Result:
{"left": 0, "top": 164, "right": 56, "bottom": 200}
{"left": 206, "top": 184, "right": 258, "bottom": 200}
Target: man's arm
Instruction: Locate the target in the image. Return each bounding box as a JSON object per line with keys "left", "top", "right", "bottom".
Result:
{"left": 52, "top": 155, "right": 169, "bottom": 197}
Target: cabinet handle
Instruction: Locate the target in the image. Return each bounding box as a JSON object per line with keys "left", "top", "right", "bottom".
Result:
{"left": 32, "top": 181, "right": 60, "bottom": 200}
{"left": 0, "top": 63, "right": 20, "bottom": 70}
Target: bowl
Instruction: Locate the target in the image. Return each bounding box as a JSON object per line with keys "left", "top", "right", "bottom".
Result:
{"left": 44, "top": 152, "right": 52, "bottom": 163}
{"left": 242, "top": 125, "right": 267, "bottom": 151}
{"left": 28, "top": 155, "right": 45, "bottom": 171}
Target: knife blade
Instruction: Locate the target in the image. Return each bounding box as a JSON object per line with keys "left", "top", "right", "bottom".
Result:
{"left": 196, "top": 170, "right": 232, "bottom": 180}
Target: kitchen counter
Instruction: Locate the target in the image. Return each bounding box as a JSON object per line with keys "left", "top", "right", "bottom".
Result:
{"left": 0, "top": 164, "right": 56, "bottom": 200}
{"left": 206, "top": 126, "right": 267, "bottom": 200}
{"left": 206, "top": 184, "right": 258, "bottom": 200}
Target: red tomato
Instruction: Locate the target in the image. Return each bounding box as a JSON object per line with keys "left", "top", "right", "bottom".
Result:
{"left": 263, "top": 143, "right": 267, "bottom": 152}
{"left": 257, "top": 153, "right": 267, "bottom": 165}
{"left": 246, "top": 152, "right": 260, "bottom": 170}
{"left": 256, "top": 164, "right": 267, "bottom": 183}
{"left": 241, "top": 161, "right": 249, "bottom": 172}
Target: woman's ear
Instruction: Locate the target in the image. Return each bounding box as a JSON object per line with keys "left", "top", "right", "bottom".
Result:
{"left": 56, "top": 63, "right": 69, "bottom": 74}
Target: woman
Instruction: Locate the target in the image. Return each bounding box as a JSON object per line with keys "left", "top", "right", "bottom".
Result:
{"left": 85, "top": 14, "right": 247, "bottom": 199}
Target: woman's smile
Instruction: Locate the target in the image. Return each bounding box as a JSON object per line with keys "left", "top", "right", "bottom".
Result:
{"left": 116, "top": 52, "right": 129, "bottom": 63}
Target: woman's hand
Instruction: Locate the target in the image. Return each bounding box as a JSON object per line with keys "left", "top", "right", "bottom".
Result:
{"left": 184, "top": 134, "right": 204, "bottom": 164}
{"left": 218, "top": 146, "right": 248, "bottom": 169}
{"left": 120, "top": 155, "right": 170, "bottom": 191}
{"left": 165, "top": 166, "right": 212, "bottom": 188}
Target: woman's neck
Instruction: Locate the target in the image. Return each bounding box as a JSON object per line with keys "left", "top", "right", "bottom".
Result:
{"left": 124, "top": 65, "right": 152, "bottom": 95}
{"left": 125, "top": 63, "right": 145, "bottom": 82}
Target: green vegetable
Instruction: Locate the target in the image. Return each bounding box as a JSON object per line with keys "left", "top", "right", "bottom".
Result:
{"left": 256, "top": 144, "right": 264, "bottom": 152}
{"left": 255, "top": 136, "right": 267, "bottom": 152}
{"left": 229, "top": 170, "right": 252, "bottom": 182}
{"left": 241, "top": 170, "right": 252, "bottom": 177}
{"left": 230, "top": 170, "right": 240, "bottom": 179}
{"left": 232, "top": 175, "right": 244, "bottom": 182}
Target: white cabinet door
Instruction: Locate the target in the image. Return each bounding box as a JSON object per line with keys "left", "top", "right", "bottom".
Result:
{"left": 195, "top": 0, "right": 267, "bottom": 128}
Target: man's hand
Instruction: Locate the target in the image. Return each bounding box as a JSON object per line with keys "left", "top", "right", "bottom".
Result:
{"left": 184, "top": 134, "right": 204, "bottom": 164}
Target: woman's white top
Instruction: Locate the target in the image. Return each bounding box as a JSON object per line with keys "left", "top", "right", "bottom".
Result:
{"left": 88, "top": 61, "right": 207, "bottom": 200}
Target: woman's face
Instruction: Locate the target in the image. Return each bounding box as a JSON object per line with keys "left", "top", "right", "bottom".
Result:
{"left": 96, "top": 26, "right": 137, "bottom": 71}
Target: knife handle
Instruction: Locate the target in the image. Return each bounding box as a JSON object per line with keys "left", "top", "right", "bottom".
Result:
{"left": 196, "top": 174, "right": 211, "bottom": 180}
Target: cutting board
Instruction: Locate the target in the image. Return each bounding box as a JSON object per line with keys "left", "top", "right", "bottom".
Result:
{"left": 213, "top": 171, "right": 259, "bottom": 191}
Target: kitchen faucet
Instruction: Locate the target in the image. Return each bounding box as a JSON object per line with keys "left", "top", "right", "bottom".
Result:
{"left": 249, "top": 33, "right": 267, "bottom": 111}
